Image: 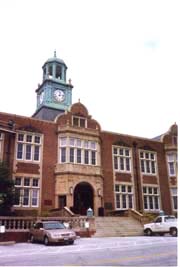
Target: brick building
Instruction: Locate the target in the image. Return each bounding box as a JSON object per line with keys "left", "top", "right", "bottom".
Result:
{"left": 0, "top": 53, "right": 178, "bottom": 216}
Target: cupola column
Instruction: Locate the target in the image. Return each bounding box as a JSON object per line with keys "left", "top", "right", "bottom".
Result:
{"left": 64, "top": 68, "right": 66, "bottom": 81}
{"left": 46, "top": 65, "right": 49, "bottom": 78}
{"left": 52, "top": 63, "right": 56, "bottom": 79}
{"left": 61, "top": 66, "right": 65, "bottom": 81}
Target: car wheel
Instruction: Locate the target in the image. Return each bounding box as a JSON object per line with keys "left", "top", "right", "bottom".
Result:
{"left": 159, "top": 233, "right": 164, "bottom": 236}
{"left": 44, "top": 236, "right": 49, "bottom": 246}
{"left": 170, "top": 227, "right": 177, "bottom": 237}
{"left": 69, "top": 240, "right": 74, "bottom": 245}
{"left": 144, "top": 228, "right": 153, "bottom": 236}
{"left": 30, "top": 234, "right": 35, "bottom": 243}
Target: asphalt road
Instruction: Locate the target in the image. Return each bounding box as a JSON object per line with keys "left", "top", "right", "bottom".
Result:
{"left": 0, "top": 236, "right": 177, "bottom": 266}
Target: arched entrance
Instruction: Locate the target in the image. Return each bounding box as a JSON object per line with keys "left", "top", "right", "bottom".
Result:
{"left": 73, "top": 182, "right": 94, "bottom": 215}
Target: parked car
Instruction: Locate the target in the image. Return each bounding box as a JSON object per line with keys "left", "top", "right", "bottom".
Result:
{"left": 144, "top": 215, "right": 177, "bottom": 237}
{"left": 29, "top": 220, "right": 76, "bottom": 245}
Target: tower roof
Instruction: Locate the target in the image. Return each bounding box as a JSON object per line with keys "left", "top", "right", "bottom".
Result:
{"left": 43, "top": 51, "right": 67, "bottom": 68}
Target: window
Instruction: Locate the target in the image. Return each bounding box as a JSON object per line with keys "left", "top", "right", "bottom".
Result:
{"left": 172, "top": 135, "right": 177, "bottom": 146}
{"left": 72, "top": 116, "right": 86, "bottom": 128}
{"left": 140, "top": 151, "right": 156, "bottom": 175}
{"left": 70, "top": 148, "right": 74, "bottom": 163}
{"left": 167, "top": 153, "right": 177, "bottom": 176}
{"left": 115, "top": 184, "right": 134, "bottom": 210}
{"left": 60, "top": 147, "right": 66, "bottom": 163}
{"left": 84, "top": 150, "right": 89, "bottom": 164}
{"left": 14, "top": 176, "right": 40, "bottom": 207}
{"left": 113, "top": 147, "right": 131, "bottom": 172}
{"left": 77, "top": 149, "right": 81, "bottom": 163}
{"left": 143, "top": 186, "right": 160, "bottom": 211}
{"left": 155, "top": 217, "right": 162, "bottom": 223}
{"left": 16, "top": 132, "right": 42, "bottom": 162}
{"left": 59, "top": 137, "right": 97, "bottom": 166}
{"left": 171, "top": 188, "right": 177, "bottom": 210}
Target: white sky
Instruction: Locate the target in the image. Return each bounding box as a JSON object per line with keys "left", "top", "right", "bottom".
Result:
{"left": 0, "top": 0, "right": 179, "bottom": 138}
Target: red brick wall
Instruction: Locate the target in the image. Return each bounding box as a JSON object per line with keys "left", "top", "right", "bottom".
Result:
{"left": 100, "top": 131, "right": 172, "bottom": 214}
{"left": 0, "top": 111, "right": 176, "bottom": 216}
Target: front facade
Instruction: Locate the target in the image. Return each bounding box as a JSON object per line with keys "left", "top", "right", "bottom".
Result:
{"left": 0, "top": 53, "right": 178, "bottom": 216}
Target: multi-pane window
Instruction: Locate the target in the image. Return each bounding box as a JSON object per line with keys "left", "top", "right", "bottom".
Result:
{"left": 113, "top": 147, "right": 131, "bottom": 172}
{"left": 72, "top": 116, "right": 86, "bottom": 128}
{"left": 140, "top": 151, "right": 156, "bottom": 175}
{"left": 172, "top": 135, "right": 177, "bottom": 146}
{"left": 143, "top": 186, "right": 160, "bottom": 211}
{"left": 59, "top": 137, "right": 97, "bottom": 166}
{"left": 115, "top": 184, "right": 134, "bottom": 210}
{"left": 171, "top": 188, "right": 177, "bottom": 210}
{"left": 16, "top": 133, "right": 42, "bottom": 162}
{"left": 14, "top": 176, "right": 39, "bottom": 207}
{"left": 0, "top": 132, "right": 4, "bottom": 160}
{"left": 167, "top": 153, "right": 177, "bottom": 176}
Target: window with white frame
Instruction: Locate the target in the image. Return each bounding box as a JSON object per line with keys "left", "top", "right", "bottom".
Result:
{"left": 14, "top": 176, "right": 40, "bottom": 207}
{"left": 0, "top": 132, "right": 4, "bottom": 160}
{"left": 140, "top": 151, "right": 156, "bottom": 175}
{"left": 171, "top": 188, "right": 177, "bottom": 210}
{"left": 113, "top": 147, "right": 131, "bottom": 172}
{"left": 167, "top": 153, "right": 177, "bottom": 176}
{"left": 16, "top": 132, "right": 42, "bottom": 162}
{"left": 172, "top": 135, "right": 177, "bottom": 146}
{"left": 115, "top": 184, "right": 134, "bottom": 210}
{"left": 143, "top": 186, "right": 160, "bottom": 211}
{"left": 59, "top": 137, "right": 97, "bottom": 166}
{"left": 72, "top": 116, "right": 86, "bottom": 128}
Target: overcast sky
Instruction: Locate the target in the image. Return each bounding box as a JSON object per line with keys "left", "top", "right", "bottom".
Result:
{"left": 0, "top": 0, "right": 179, "bottom": 138}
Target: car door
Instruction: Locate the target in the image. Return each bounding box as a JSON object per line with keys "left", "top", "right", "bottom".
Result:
{"left": 35, "top": 222, "right": 44, "bottom": 241}
{"left": 153, "top": 217, "right": 163, "bottom": 232}
{"left": 37, "top": 222, "right": 44, "bottom": 241}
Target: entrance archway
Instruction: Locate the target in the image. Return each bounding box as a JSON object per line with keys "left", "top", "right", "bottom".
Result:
{"left": 73, "top": 182, "right": 94, "bottom": 215}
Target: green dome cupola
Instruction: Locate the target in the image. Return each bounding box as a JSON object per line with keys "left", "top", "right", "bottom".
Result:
{"left": 42, "top": 51, "right": 67, "bottom": 83}
{"left": 33, "top": 51, "right": 73, "bottom": 121}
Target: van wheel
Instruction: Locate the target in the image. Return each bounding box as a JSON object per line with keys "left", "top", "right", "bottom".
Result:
{"left": 44, "top": 236, "right": 49, "bottom": 246}
{"left": 144, "top": 228, "right": 152, "bottom": 236}
{"left": 170, "top": 228, "right": 177, "bottom": 237}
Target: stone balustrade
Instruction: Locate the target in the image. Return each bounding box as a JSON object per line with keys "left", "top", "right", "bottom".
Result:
{"left": 127, "top": 209, "right": 150, "bottom": 224}
{"left": 0, "top": 216, "right": 95, "bottom": 234}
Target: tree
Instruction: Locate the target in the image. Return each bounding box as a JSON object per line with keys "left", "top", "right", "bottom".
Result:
{"left": 0, "top": 161, "right": 15, "bottom": 215}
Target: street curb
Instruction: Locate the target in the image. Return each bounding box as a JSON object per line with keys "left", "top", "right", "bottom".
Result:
{"left": 0, "top": 241, "right": 16, "bottom": 246}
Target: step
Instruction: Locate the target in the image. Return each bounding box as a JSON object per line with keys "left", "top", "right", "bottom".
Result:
{"left": 93, "top": 216, "right": 143, "bottom": 237}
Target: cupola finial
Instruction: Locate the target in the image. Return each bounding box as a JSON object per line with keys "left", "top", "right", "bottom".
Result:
{"left": 54, "top": 50, "right": 56, "bottom": 57}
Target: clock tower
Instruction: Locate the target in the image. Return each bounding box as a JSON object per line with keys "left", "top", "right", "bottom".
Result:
{"left": 32, "top": 51, "right": 73, "bottom": 121}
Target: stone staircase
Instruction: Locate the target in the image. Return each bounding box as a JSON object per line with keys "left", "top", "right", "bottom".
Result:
{"left": 93, "top": 216, "right": 144, "bottom": 237}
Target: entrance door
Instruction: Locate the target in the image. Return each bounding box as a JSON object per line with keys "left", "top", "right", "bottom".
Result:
{"left": 58, "top": 195, "right": 66, "bottom": 209}
{"left": 73, "top": 182, "right": 93, "bottom": 215}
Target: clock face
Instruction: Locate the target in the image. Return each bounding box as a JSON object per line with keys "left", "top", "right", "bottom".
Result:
{"left": 39, "top": 91, "right": 44, "bottom": 104}
{"left": 53, "top": 89, "right": 65, "bottom": 102}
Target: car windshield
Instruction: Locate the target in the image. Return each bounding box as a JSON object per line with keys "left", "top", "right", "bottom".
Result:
{"left": 43, "top": 222, "right": 65, "bottom": 230}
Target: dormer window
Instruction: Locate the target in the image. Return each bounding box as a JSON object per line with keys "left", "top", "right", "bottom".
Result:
{"left": 73, "top": 116, "right": 86, "bottom": 128}
{"left": 172, "top": 135, "right": 177, "bottom": 146}
{"left": 167, "top": 153, "right": 177, "bottom": 176}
